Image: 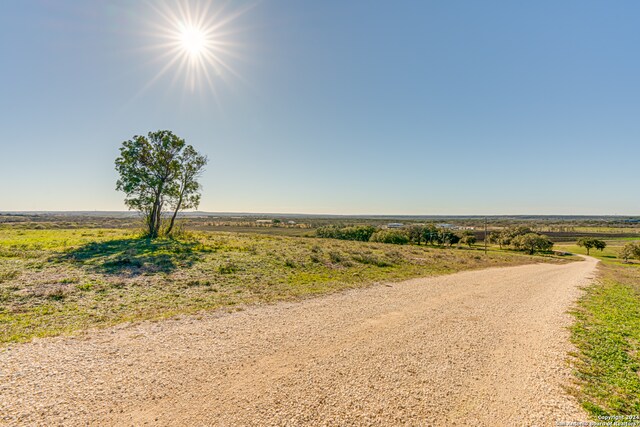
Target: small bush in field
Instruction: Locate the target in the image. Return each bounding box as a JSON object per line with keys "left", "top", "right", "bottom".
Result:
{"left": 218, "top": 261, "right": 238, "bottom": 274}
{"left": 329, "top": 251, "right": 346, "bottom": 263}
{"left": 351, "top": 252, "right": 393, "bottom": 267}
{"left": 310, "top": 253, "right": 323, "bottom": 263}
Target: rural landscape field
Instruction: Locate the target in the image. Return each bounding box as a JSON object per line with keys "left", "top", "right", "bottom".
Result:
{"left": 2, "top": 1, "right": 640, "bottom": 426}
{"left": 2, "top": 213, "right": 640, "bottom": 424}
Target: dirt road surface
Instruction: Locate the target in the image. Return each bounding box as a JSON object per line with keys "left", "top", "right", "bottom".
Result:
{"left": 1, "top": 256, "right": 598, "bottom": 426}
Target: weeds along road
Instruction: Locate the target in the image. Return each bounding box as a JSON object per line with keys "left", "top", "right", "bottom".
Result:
{"left": 1, "top": 256, "right": 598, "bottom": 426}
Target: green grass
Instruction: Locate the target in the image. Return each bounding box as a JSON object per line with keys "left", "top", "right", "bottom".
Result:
{"left": 0, "top": 228, "right": 568, "bottom": 345}
{"left": 570, "top": 263, "right": 640, "bottom": 416}
{"left": 557, "top": 238, "right": 640, "bottom": 416}
{"left": 556, "top": 239, "right": 640, "bottom": 266}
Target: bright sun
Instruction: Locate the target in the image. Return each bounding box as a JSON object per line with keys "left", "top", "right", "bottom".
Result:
{"left": 141, "top": 0, "right": 252, "bottom": 94}
{"left": 179, "top": 24, "right": 207, "bottom": 57}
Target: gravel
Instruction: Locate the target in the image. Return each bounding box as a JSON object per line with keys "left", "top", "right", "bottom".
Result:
{"left": 0, "top": 257, "right": 597, "bottom": 426}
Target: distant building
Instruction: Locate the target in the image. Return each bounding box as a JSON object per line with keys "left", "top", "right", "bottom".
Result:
{"left": 256, "top": 219, "right": 273, "bottom": 224}
{"left": 287, "top": 220, "right": 296, "bottom": 225}
{"left": 387, "top": 223, "right": 404, "bottom": 228}
{"left": 436, "top": 223, "right": 455, "bottom": 229}
{"left": 435, "top": 223, "right": 474, "bottom": 230}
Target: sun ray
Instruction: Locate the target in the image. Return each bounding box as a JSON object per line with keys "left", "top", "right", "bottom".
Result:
{"left": 134, "top": 0, "right": 252, "bottom": 96}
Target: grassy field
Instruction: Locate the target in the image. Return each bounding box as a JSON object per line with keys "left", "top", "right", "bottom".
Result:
{"left": 555, "top": 240, "right": 640, "bottom": 416}
{"left": 0, "top": 228, "right": 568, "bottom": 345}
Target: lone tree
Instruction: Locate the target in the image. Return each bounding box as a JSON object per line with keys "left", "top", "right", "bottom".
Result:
{"left": 620, "top": 242, "right": 640, "bottom": 263}
{"left": 115, "top": 130, "right": 207, "bottom": 238}
{"left": 460, "top": 230, "right": 477, "bottom": 247}
{"left": 593, "top": 239, "right": 607, "bottom": 252}
{"left": 576, "top": 237, "right": 606, "bottom": 255}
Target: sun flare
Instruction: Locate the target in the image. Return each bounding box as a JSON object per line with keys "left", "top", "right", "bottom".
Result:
{"left": 179, "top": 24, "right": 207, "bottom": 57}
{"left": 141, "top": 0, "right": 251, "bottom": 94}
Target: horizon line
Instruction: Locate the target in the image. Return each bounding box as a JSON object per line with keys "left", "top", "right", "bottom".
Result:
{"left": 1, "top": 210, "right": 639, "bottom": 219}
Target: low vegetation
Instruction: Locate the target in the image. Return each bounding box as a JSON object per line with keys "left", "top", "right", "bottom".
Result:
{"left": 0, "top": 228, "right": 567, "bottom": 344}
{"left": 571, "top": 263, "right": 640, "bottom": 416}
{"left": 319, "top": 224, "right": 555, "bottom": 255}
{"left": 557, "top": 238, "right": 640, "bottom": 416}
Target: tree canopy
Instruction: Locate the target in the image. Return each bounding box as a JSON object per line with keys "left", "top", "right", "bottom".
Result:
{"left": 115, "top": 130, "right": 207, "bottom": 238}
{"left": 576, "top": 237, "right": 607, "bottom": 255}
{"left": 620, "top": 242, "right": 640, "bottom": 262}
{"left": 510, "top": 233, "right": 553, "bottom": 254}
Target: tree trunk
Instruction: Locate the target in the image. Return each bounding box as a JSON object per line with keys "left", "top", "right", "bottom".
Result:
{"left": 148, "top": 204, "right": 157, "bottom": 238}
{"left": 166, "top": 195, "right": 183, "bottom": 236}
{"left": 154, "top": 202, "right": 162, "bottom": 237}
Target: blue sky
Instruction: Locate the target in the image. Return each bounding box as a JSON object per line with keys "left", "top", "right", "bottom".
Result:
{"left": 1, "top": 0, "right": 638, "bottom": 215}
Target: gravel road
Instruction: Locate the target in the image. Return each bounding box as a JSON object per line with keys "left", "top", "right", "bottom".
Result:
{"left": 1, "top": 256, "right": 597, "bottom": 426}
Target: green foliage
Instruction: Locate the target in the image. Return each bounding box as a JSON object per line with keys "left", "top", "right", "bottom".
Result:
{"left": 571, "top": 264, "right": 640, "bottom": 416}
{"left": 115, "top": 130, "right": 207, "bottom": 238}
{"left": 421, "top": 224, "right": 440, "bottom": 245}
{"left": 577, "top": 238, "right": 607, "bottom": 255}
{"left": 436, "top": 230, "right": 460, "bottom": 247}
{"left": 511, "top": 233, "right": 553, "bottom": 254}
{"left": 488, "top": 230, "right": 502, "bottom": 246}
{"left": 315, "top": 225, "right": 377, "bottom": 242}
{"left": 407, "top": 225, "right": 425, "bottom": 245}
{"left": 369, "top": 229, "right": 410, "bottom": 245}
{"left": 594, "top": 240, "right": 607, "bottom": 252}
{"left": 460, "top": 230, "right": 477, "bottom": 247}
{"left": 494, "top": 226, "right": 533, "bottom": 248}
{"left": 619, "top": 242, "right": 640, "bottom": 263}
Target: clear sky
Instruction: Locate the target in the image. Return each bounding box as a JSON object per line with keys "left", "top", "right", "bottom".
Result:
{"left": 1, "top": 0, "right": 638, "bottom": 215}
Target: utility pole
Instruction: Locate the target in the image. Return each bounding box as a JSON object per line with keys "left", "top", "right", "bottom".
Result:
{"left": 484, "top": 216, "right": 488, "bottom": 255}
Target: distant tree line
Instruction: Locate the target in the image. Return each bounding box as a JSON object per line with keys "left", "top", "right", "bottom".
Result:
{"left": 316, "top": 224, "right": 554, "bottom": 254}
{"left": 316, "top": 223, "right": 560, "bottom": 255}
{"left": 315, "top": 224, "right": 479, "bottom": 247}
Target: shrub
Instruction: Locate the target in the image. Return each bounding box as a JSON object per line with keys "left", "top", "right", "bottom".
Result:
{"left": 369, "top": 230, "right": 409, "bottom": 245}
{"left": 218, "top": 260, "right": 238, "bottom": 274}
{"left": 45, "top": 286, "right": 69, "bottom": 301}
{"left": 351, "top": 252, "right": 393, "bottom": 267}
{"left": 328, "top": 251, "right": 346, "bottom": 263}
{"left": 309, "top": 253, "right": 323, "bottom": 263}
{"left": 316, "top": 225, "right": 376, "bottom": 242}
